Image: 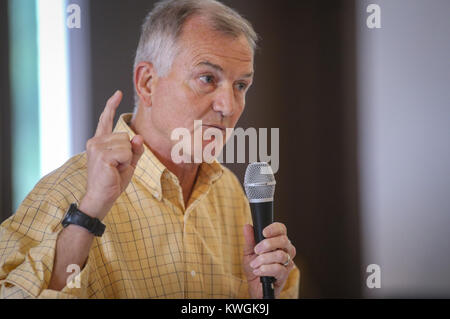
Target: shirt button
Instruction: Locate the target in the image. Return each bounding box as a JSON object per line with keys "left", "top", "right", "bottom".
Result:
{"left": 191, "top": 270, "right": 196, "bottom": 277}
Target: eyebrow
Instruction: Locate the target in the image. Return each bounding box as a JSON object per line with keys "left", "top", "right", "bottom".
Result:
{"left": 195, "top": 61, "right": 254, "bottom": 79}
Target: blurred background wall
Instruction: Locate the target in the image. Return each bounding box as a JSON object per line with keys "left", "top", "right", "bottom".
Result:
{"left": 357, "top": 0, "right": 450, "bottom": 298}
{"left": 1, "top": 0, "right": 449, "bottom": 298}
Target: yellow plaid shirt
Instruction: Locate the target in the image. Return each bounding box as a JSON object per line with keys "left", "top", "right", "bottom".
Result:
{"left": 0, "top": 114, "right": 300, "bottom": 299}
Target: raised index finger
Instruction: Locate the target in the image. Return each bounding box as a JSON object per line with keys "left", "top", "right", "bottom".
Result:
{"left": 95, "top": 90, "right": 123, "bottom": 137}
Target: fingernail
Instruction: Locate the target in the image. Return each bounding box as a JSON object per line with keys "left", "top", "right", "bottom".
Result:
{"left": 250, "top": 260, "right": 256, "bottom": 268}
{"left": 253, "top": 269, "right": 260, "bottom": 275}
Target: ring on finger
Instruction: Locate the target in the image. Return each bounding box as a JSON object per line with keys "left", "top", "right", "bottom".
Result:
{"left": 283, "top": 252, "right": 291, "bottom": 267}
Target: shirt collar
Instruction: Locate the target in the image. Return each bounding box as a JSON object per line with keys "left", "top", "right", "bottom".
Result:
{"left": 113, "top": 114, "right": 224, "bottom": 201}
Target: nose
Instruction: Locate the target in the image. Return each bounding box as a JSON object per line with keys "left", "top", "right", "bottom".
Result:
{"left": 212, "top": 84, "right": 235, "bottom": 118}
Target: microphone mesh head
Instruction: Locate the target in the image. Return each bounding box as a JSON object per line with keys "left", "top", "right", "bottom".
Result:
{"left": 244, "top": 162, "right": 276, "bottom": 203}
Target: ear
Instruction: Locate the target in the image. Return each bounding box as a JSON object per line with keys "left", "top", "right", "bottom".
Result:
{"left": 134, "top": 62, "right": 157, "bottom": 108}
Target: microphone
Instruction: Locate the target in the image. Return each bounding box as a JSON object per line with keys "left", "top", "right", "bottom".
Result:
{"left": 244, "top": 162, "right": 276, "bottom": 299}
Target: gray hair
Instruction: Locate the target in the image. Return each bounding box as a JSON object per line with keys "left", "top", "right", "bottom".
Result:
{"left": 133, "top": 0, "right": 258, "bottom": 112}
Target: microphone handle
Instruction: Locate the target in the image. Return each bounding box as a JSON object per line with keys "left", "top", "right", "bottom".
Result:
{"left": 250, "top": 202, "right": 275, "bottom": 299}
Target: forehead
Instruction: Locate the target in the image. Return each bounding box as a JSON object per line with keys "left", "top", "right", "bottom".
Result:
{"left": 175, "top": 15, "right": 254, "bottom": 71}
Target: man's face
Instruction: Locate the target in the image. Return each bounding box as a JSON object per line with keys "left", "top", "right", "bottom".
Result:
{"left": 149, "top": 15, "right": 254, "bottom": 159}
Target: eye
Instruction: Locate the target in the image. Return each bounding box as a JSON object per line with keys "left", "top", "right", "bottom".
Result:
{"left": 199, "top": 75, "right": 215, "bottom": 85}
{"left": 236, "top": 82, "right": 248, "bottom": 92}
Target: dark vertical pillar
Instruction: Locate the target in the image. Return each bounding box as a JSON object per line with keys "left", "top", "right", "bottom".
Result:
{"left": 0, "top": 0, "right": 12, "bottom": 223}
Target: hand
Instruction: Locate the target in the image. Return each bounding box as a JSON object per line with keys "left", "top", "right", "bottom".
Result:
{"left": 80, "top": 90, "right": 144, "bottom": 221}
{"left": 242, "top": 222, "right": 296, "bottom": 299}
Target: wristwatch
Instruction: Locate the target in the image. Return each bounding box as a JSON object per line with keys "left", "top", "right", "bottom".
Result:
{"left": 62, "top": 203, "right": 106, "bottom": 237}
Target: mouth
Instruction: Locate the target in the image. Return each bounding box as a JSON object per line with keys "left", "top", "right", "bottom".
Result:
{"left": 202, "top": 124, "right": 226, "bottom": 132}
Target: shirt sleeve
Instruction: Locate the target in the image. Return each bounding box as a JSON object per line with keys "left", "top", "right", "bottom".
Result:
{"left": 0, "top": 192, "right": 93, "bottom": 299}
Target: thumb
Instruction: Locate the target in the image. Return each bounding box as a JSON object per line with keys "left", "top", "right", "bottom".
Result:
{"left": 243, "top": 224, "right": 256, "bottom": 257}
{"left": 130, "top": 135, "right": 145, "bottom": 168}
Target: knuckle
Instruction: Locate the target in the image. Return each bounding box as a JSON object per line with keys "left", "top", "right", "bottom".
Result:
{"left": 87, "top": 139, "right": 99, "bottom": 152}
{"left": 255, "top": 255, "right": 263, "bottom": 266}
{"left": 263, "top": 239, "right": 272, "bottom": 250}
{"left": 91, "top": 143, "right": 101, "bottom": 153}
{"left": 281, "top": 235, "right": 289, "bottom": 246}
{"left": 260, "top": 253, "right": 269, "bottom": 263}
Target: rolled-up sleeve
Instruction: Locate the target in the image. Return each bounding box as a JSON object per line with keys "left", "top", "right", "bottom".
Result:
{"left": 0, "top": 193, "right": 92, "bottom": 299}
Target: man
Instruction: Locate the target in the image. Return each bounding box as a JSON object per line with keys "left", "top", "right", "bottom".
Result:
{"left": 0, "top": 0, "right": 299, "bottom": 298}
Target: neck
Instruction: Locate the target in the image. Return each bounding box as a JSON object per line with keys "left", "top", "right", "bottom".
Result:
{"left": 130, "top": 108, "right": 200, "bottom": 207}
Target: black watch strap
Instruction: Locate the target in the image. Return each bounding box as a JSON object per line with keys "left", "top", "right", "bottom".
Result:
{"left": 62, "top": 203, "right": 106, "bottom": 237}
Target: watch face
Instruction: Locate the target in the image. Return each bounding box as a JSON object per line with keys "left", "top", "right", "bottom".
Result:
{"left": 60, "top": 203, "right": 105, "bottom": 236}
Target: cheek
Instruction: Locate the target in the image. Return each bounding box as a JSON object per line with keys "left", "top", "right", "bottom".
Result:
{"left": 230, "top": 103, "right": 245, "bottom": 126}
{"left": 153, "top": 80, "right": 202, "bottom": 132}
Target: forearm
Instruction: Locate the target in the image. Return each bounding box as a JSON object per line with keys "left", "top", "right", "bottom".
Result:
{"left": 48, "top": 224, "right": 94, "bottom": 291}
